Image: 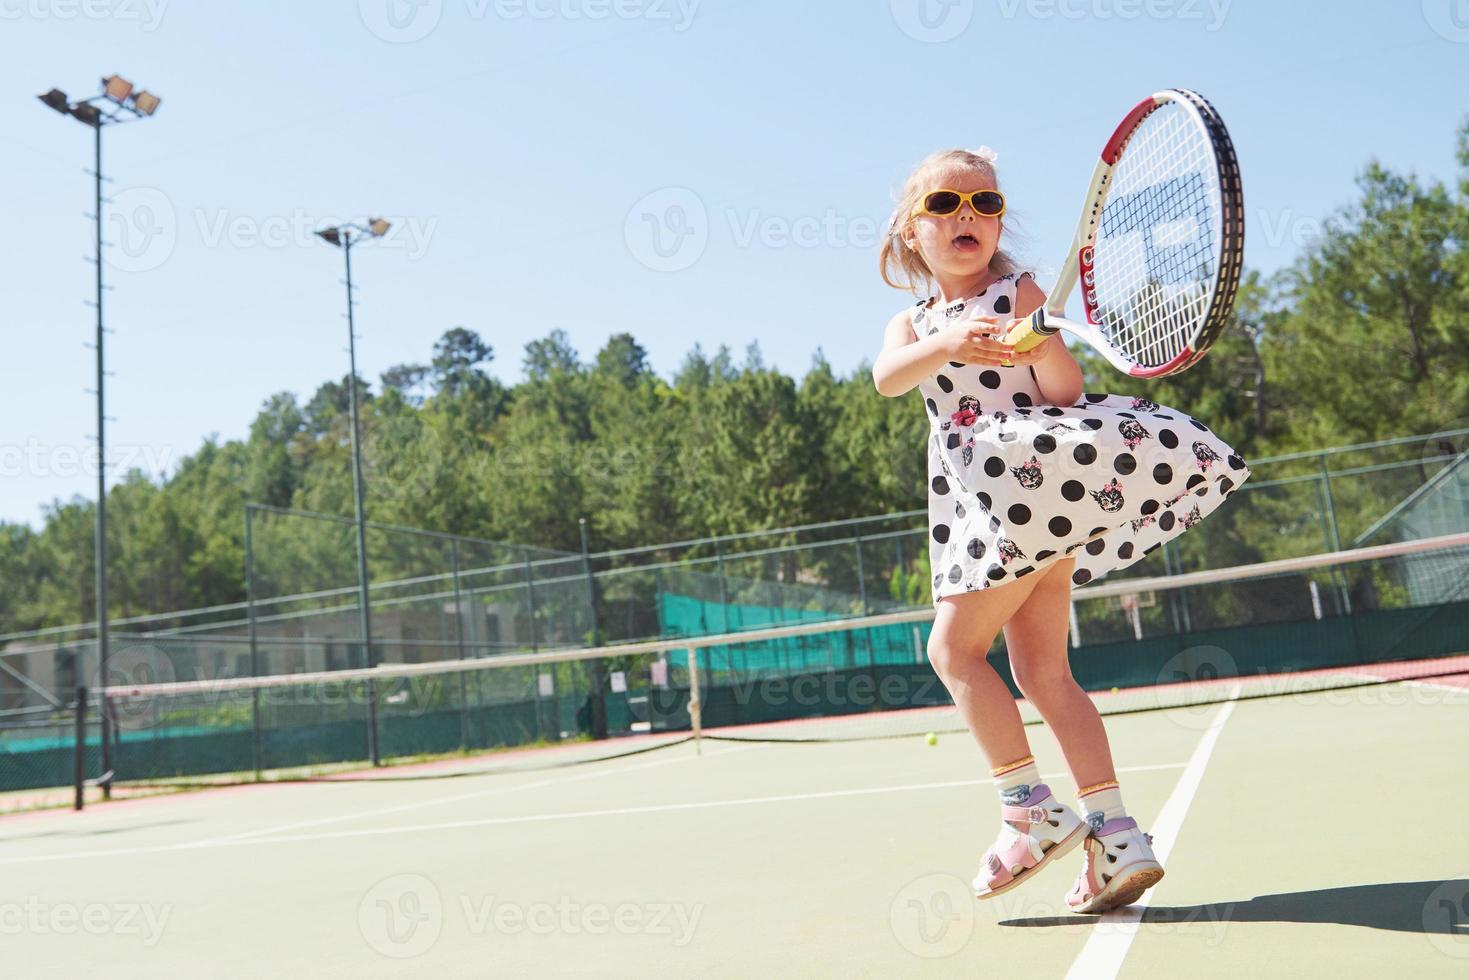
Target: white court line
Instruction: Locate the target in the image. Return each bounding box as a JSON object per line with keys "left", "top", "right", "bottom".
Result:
{"left": 1065, "top": 689, "right": 1239, "bottom": 980}
{"left": 0, "top": 761, "right": 1187, "bottom": 868}
{"left": 1403, "top": 678, "right": 1469, "bottom": 696}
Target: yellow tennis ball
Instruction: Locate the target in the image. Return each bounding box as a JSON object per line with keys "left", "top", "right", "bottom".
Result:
{"left": 925, "top": 732, "right": 938, "bottom": 746}
{"left": 1111, "top": 686, "right": 1120, "bottom": 694}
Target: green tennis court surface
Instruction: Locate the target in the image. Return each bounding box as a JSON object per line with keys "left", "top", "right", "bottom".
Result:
{"left": 3, "top": 679, "right": 1466, "bottom": 978}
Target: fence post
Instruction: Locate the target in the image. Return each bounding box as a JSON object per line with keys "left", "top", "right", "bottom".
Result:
{"left": 452, "top": 539, "right": 469, "bottom": 751}
{"left": 713, "top": 536, "right": 731, "bottom": 633}
{"left": 245, "top": 506, "right": 262, "bottom": 781}
{"left": 451, "top": 539, "right": 466, "bottom": 661}
{"left": 1318, "top": 454, "right": 1353, "bottom": 614}
{"left": 73, "top": 685, "right": 87, "bottom": 811}
{"left": 1161, "top": 540, "right": 1190, "bottom": 634}
{"left": 687, "top": 646, "right": 702, "bottom": 755}
{"left": 523, "top": 548, "right": 539, "bottom": 654}
{"left": 579, "top": 519, "right": 607, "bottom": 741}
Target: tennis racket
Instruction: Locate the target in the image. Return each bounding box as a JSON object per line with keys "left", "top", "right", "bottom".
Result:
{"left": 1002, "top": 88, "right": 1244, "bottom": 378}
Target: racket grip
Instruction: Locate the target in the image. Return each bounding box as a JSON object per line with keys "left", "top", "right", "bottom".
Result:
{"left": 1002, "top": 308, "right": 1058, "bottom": 353}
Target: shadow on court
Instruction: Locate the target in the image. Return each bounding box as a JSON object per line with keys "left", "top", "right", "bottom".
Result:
{"left": 999, "top": 879, "right": 1469, "bottom": 938}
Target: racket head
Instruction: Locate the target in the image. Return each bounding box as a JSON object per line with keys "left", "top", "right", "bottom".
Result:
{"left": 1083, "top": 89, "right": 1244, "bottom": 378}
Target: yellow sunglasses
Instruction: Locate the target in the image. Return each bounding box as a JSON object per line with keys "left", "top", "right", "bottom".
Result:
{"left": 910, "top": 188, "right": 1006, "bottom": 220}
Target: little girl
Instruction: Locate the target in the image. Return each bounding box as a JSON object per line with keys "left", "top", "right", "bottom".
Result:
{"left": 871, "top": 147, "right": 1250, "bottom": 912}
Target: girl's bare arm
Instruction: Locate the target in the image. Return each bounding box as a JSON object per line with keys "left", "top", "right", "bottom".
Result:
{"left": 872, "top": 309, "right": 1018, "bottom": 398}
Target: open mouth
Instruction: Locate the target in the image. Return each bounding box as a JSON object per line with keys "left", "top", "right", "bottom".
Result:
{"left": 952, "top": 233, "right": 979, "bottom": 250}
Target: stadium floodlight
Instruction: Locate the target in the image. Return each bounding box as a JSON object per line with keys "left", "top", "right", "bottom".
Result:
{"left": 38, "top": 88, "right": 69, "bottom": 113}
{"left": 70, "top": 102, "right": 102, "bottom": 127}
{"left": 131, "top": 90, "right": 161, "bottom": 116}
{"left": 36, "top": 74, "right": 162, "bottom": 806}
{"left": 102, "top": 74, "right": 133, "bottom": 102}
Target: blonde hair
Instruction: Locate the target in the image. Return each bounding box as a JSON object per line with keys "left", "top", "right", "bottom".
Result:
{"left": 879, "top": 148, "right": 1021, "bottom": 295}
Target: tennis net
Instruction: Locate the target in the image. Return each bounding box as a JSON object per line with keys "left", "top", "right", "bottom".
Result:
{"left": 67, "top": 530, "right": 1468, "bottom": 799}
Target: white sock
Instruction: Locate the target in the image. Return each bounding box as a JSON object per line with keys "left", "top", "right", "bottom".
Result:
{"left": 993, "top": 756, "right": 1040, "bottom": 805}
{"left": 1077, "top": 781, "right": 1126, "bottom": 832}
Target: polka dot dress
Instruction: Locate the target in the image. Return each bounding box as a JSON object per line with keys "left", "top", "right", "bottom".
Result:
{"left": 917, "top": 273, "right": 1251, "bottom": 606}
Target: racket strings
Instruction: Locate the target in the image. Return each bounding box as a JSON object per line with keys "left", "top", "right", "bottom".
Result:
{"left": 1092, "top": 101, "right": 1222, "bottom": 369}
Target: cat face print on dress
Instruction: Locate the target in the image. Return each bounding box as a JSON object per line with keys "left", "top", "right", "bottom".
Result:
{"left": 1090, "top": 476, "right": 1125, "bottom": 513}
{"left": 1181, "top": 504, "right": 1204, "bottom": 530}
{"left": 1130, "top": 397, "right": 1160, "bottom": 413}
{"left": 1129, "top": 513, "right": 1157, "bottom": 533}
{"left": 949, "top": 395, "right": 982, "bottom": 429}
{"left": 1118, "top": 418, "right": 1152, "bottom": 450}
{"left": 996, "top": 537, "right": 1027, "bottom": 565}
{"left": 1192, "top": 441, "right": 1222, "bottom": 469}
{"left": 1010, "top": 455, "right": 1043, "bottom": 489}
{"left": 1044, "top": 419, "right": 1082, "bottom": 437}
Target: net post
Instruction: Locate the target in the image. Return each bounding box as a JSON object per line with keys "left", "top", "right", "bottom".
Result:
{"left": 73, "top": 685, "right": 87, "bottom": 811}
{"left": 687, "top": 645, "right": 702, "bottom": 755}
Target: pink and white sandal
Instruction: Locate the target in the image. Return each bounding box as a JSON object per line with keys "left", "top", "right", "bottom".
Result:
{"left": 972, "top": 784, "right": 1089, "bottom": 900}
{"left": 1066, "top": 816, "right": 1165, "bottom": 913}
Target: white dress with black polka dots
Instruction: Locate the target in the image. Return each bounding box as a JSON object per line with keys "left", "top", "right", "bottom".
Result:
{"left": 917, "top": 272, "right": 1251, "bottom": 605}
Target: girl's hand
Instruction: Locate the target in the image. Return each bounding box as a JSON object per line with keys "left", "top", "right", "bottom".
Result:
{"left": 992, "top": 317, "right": 1057, "bottom": 368}
{"left": 941, "top": 315, "right": 1052, "bottom": 367}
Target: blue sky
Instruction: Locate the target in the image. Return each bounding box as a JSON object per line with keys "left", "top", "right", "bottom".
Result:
{"left": 3, "top": 0, "right": 1466, "bottom": 527}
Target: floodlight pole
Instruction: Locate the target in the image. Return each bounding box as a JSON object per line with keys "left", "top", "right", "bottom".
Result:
{"left": 91, "top": 119, "right": 110, "bottom": 798}
{"left": 316, "top": 219, "right": 391, "bottom": 766}
{"left": 38, "top": 77, "right": 162, "bottom": 801}
{"left": 342, "top": 230, "right": 374, "bottom": 684}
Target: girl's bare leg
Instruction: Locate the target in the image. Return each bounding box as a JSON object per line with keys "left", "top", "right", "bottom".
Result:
{"left": 1001, "top": 555, "right": 1116, "bottom": 789}
{"left": 928, "top": 570, "right": 1048, "bottom": 769}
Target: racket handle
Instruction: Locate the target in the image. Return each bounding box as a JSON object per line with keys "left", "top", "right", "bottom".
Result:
{"left": 1002, "top": 308, "right": 1059, "bottom": 353}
